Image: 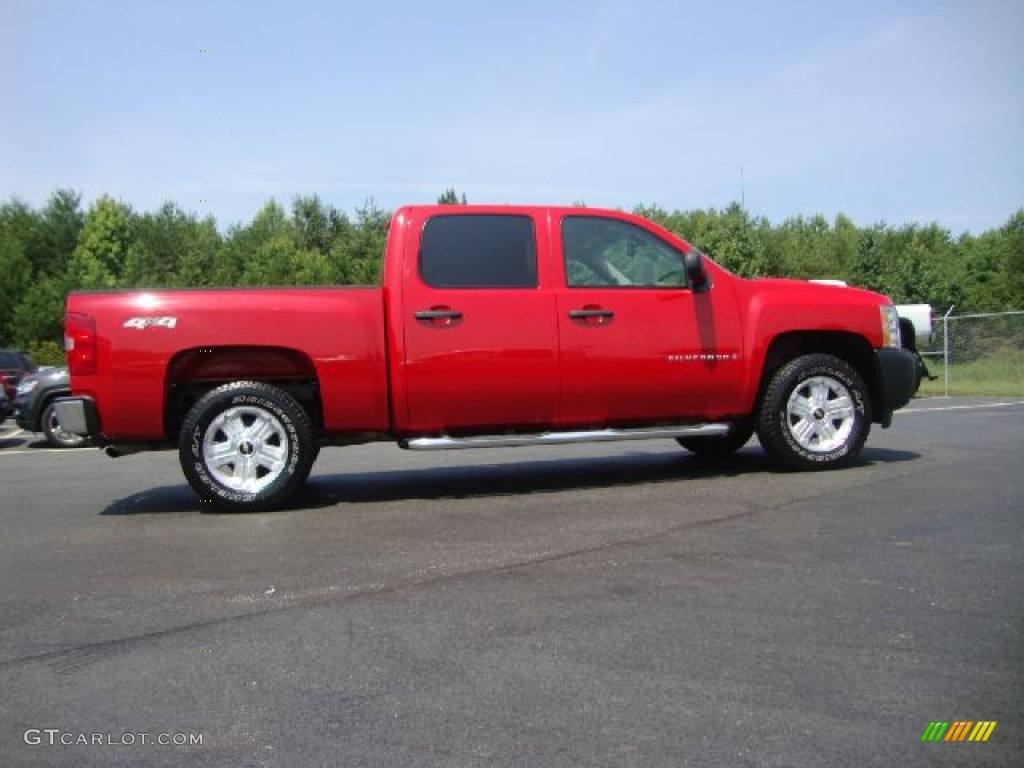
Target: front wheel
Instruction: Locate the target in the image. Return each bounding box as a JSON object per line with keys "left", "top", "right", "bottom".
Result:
{"left": 179, "top": 381, "right": 317, "bottom": 512}
{"left": 757, "top": 354, "right": 871, "bottom": 469}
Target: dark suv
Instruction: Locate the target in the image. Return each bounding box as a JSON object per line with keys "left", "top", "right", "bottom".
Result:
{"left": 0, "top": 349, "right": 38, "bottom": 419}
{"left": 15, "top": 366, "right": 89, "bottom": 447}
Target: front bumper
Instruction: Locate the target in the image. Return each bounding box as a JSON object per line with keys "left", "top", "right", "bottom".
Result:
{"left": 13, "top": 393, "right": 38, "bottom": 431}
{"left": 874, "top": 348, "right": 917, "bottom": 425}
{"left": 52, "top": 397, "right": 101, "bottom": 438}
{"left": 14, "top": 404, "right": 32, "bottom": 431}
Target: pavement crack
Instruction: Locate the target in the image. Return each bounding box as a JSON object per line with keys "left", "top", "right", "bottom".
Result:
{"left": 0, "top": 506, "right": 766, "bottom": 674}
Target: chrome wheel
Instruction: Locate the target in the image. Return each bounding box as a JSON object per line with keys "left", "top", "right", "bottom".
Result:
{"left": 202, "top": 405, "right": 288, "bottom": 493}
{"left": 784, "top": 375, "right": 855, "bottom": 453}
{"left": 180, "top": 381, "right": 317, "bottom": 512}
{"left": 42, "top": 403, "right": 87, "bottom": 448}
{"left": 758, "top": 354, "right": 870, "bottom": 469}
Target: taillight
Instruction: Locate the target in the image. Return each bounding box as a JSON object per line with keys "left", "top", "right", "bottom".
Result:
{"left": 65, "top": 312, "right": 97, "bottom": 375}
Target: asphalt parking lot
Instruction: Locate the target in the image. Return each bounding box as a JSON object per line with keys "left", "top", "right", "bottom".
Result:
{"left": 1, "top": 398, "right": 1022, "bottom": 767}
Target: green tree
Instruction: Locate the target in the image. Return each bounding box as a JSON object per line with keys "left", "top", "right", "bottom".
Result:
{"left": 437, "top": 188, "right": 468, "bottom": 205}
{"left": 3, "top": 187, "right": 1021, "bottom": 347}
{"left": 213, "top": 200, "right": 289, "bottom": 285}
{"left": 173, "top": 215, "right": 222, "bottom": 287}
{"left": 997, "top": 209, "right": 1024, "bottom": 309}
{"left": 125, "top": 202, "right": 196, "bottom": 287}
{"left": 243, "top": 232, "right": 300, "bottom": 285}
{"left": 1, "top": 193, "right": 83, "bottom": 346}
{"left": 693, "top": 203, "right": 768, "bottom": 277}
{"left": 886, "top": 228, "right": 945, "bottom": 305}
{"left": 26, "top": 339, "right": 66, "bottom": 367}
{"left": 9, "top": 275, "right": 67, "bottom": 347}
{"left": 0, "top": 199, "right": 41, "bottom": 270}
{"left": 829, "top": 213, "right": 859, "bottom": 284}
{"left": 68, "top": 196, "right": 135, "bottom": 289}
{"left": 34, "top": 189, "right": 84, "bottom": 277}
{"left": 210, "top": 221, "right": 245, "bottom": 286}
{"left": 850, "top": 226, "right": 892, "bottom": 295}
{"left": 292, "top": 194, "right": 353, "bottom": 255}
{"left": 768, "top": 214, "right": 834, "bottom": 279}
{"left": 291, "top": 248, "right": 334, "bottom": 285}
{"left": 326, "top": 200, "right": 388, "bottom": 285}
{"left": 0, "top": 228, "right": 33, "bottom": 344}
{"left": 229, "top": 200, "right": 301, "bottom": 285}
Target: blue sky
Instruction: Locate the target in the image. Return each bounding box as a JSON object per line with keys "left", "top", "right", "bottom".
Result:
{"left": 2, "top": 0, "right": 1022, "bottom": 233}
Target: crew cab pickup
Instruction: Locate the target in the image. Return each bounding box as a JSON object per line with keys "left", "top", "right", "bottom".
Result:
{"left": 56, "top": 206, "right": 917, "bottom": 511}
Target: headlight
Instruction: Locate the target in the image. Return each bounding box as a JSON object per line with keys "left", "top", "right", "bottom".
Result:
{"left": 16, "top": 379, "right": 40, "bottom": 396}
{"left": 880, "top": 305, "right": 902, "bottom": 349}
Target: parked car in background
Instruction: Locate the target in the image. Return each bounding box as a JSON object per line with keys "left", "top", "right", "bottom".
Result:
{"left": 14, "top": 366, "right": 88, "bottom": 447}
{"left": 0, "top": 383, "right": 9, "bottom": 422}
{"left": 1, "top": 349, "right": 38, "bottom": 406}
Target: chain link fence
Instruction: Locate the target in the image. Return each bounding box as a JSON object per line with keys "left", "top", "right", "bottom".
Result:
{"left": 918, "top": 310, "right": 1024, "bottom": 396}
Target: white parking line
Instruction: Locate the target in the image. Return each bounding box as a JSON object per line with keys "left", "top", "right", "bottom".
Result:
{"left": 0, "top": 446, "right": 97, "bottom": 457}
{"left": 0, "top": 427, "right": 96, "bottom": 457}
{"left": 899, "top": 401, "right": 1024, "bottom": 414}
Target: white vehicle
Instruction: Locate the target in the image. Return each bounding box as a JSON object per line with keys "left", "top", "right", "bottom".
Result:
{"left": 893, "top": 304, "right": 933, "bottom": 346}
{"left": 809, "top": 282, "right": 932, "bottom": 344}
{"left": 809, "top": 282, "right": 934, "bottom": 391}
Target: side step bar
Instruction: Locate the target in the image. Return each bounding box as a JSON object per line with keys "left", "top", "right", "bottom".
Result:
{"left": 401, "top": 424, "right": 731, "bottom": 451}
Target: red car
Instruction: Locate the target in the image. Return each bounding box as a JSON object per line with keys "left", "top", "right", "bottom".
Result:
{"left": 56, "top": 206, "right": 917, "bottom": 511}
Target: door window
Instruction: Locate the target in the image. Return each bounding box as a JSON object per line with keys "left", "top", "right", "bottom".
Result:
{"left": 420, "top": 215, "right": 537, "bottom": 288}
{"left": 562, "top": 216, "right": 686, "bottom": 288}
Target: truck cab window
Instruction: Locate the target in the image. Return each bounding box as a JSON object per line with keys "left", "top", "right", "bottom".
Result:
{"left": 420, "top": 215, "right": 537, "bottom": 288}
{"left": 562, "top": 216, "right": 686, "bottom": 288}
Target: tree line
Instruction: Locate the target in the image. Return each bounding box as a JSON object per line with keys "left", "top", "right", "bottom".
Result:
{"left": 1, "top": 189, "right": 1021, "bottom": 363}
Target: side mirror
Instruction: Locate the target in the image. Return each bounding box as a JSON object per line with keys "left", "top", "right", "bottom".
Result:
{"left": 685, "top": 248, "right": 711, "bottom": 294}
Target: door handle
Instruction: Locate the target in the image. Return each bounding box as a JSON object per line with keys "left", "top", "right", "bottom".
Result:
{"left": 568, "top": 308, "right": 614, "bottom": 319}
{"left": 415, "top": 308, "right": 463, "bottom": 321}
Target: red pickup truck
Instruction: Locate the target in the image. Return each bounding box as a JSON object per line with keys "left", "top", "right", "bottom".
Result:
{"left": 56, "top": 205, "right": 916, "bottom": 511}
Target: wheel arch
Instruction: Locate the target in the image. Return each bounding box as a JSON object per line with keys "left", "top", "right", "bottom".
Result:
{"left": 164, "top": 346, "right": 322, "bottom": 440}
{"left": 757, "top": 331, "right": 882, "bottom": 422}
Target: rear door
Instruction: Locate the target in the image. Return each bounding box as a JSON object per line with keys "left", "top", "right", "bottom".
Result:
{"left": 399, "top": 211, "right": 559, "bottom": 433}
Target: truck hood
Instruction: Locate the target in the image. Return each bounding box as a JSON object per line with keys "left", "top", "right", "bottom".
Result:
{"left": 748, "top": 277, "right": 891, "bottom": 305}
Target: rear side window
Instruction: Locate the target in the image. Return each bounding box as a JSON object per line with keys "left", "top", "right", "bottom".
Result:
{"left": 420, "top": 215, "right": 537, "bottom": 288}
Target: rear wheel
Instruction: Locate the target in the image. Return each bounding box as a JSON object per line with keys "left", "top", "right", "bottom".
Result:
{"left": 179, "top": 381, "right": 317, "bottom": 512}
{"left": 757, "top": 354, "right": 871, "bottom": 469}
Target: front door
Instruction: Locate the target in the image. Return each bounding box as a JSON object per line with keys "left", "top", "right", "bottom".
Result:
{"left": 554, "top": 213, "right": 741, "bottom": 426}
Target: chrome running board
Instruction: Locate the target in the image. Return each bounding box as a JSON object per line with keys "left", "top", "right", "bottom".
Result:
{"left": 400, "top": 424, "right": 731, "bottom": 451}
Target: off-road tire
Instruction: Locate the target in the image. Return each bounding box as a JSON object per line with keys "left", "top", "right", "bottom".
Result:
{"left": 179, "top": 381, "right": 316, "bottom": 512}
{"left": 757, "top": 354, "right": 871, "bottom": 469}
